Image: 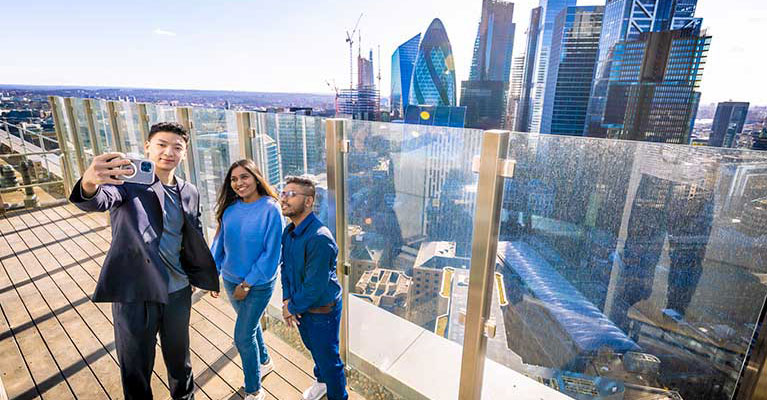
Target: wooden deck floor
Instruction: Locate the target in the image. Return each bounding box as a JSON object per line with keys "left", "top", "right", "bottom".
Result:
{"left": 0, "top": 204, "right": 362, "bottom": 400}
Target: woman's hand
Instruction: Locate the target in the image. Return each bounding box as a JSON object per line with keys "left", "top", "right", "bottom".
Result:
{"left": 233, "top": 283, "right": 250, "bottom": 300}
{"left": 209, "top": 291, "right": 220, "bottom": 298}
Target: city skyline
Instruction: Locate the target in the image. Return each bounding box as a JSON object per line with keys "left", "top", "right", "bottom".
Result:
{"left": 2, "top": 0, "right": 766, "bottom": 106}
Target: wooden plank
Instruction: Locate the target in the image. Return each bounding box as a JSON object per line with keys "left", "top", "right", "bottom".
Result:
{"left": 0, "top": 217, "right": 75, "bottom": 400}
{"left": 50, "top": 205, "right": 363, "bottom": 399}
{"left": 40, "top": 207, "right": 221, "bottom": 400}
{"left": 2, "top": 213, "right": 109, "bottom": 400}
{"left": 12, "top": 211, "right": 124, "bottom": 397}
{"left": 190, "top": 308, "right": 308, "bottom": 399}
{"left": 29, "top": 207, "right": 183, "bottom": 400}
{"left": 195, "top": 297, "right": 315, "bottom": 384}
{"left": 0, "top": 302, "right": 38, "bottom": 399}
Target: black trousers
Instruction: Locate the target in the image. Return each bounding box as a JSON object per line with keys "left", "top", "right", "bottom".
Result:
{"left": 112, "top": 285, "right": 195, "bottom": 400}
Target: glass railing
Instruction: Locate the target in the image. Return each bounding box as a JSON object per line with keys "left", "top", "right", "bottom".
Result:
{"left": 496, "top": 134, "right": 767, "bottom": 399}
{"left": 0, "top": 121, "right": 67, "bottom": 211}
{"left": 344, "top": 120, "right": 488, "bottom": 398}
{"left": 46, "top": 96, "right": 767, "bottom": 400}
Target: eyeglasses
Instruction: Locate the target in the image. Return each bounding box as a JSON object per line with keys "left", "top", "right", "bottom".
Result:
{"left": 279, "top": 190, "right": 309, "bottom": 199}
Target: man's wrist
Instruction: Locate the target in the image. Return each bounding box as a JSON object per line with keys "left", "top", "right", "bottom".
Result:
{"left": 81, "top": 181, "right": 99, "bottom": 198}
{"left": 239, "top": 282, "right": 251, "bottom": 292}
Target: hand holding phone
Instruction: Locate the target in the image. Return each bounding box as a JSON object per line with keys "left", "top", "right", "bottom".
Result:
{"left": 81, "top": 152, "right": 134, "bottom": 196}
{"left": 116, "top": 156, "right": 155, "bottom": 185}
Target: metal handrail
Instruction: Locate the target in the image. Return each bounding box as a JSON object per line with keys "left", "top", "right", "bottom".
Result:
{"left": 0, "top": 120, "right": 59, "bottom": 145}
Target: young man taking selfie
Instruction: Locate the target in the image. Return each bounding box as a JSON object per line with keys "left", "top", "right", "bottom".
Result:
{"left": 69, "top": 122, "right": 219, "bottom": 400}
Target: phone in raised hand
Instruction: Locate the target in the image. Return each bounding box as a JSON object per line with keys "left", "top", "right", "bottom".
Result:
{"left": 112, "top": 155, "right": 155, "bottom": 185}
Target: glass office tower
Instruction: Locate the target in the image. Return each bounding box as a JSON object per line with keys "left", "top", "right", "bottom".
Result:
{"left": 710, "top": 101, "right": 750, "bottom": 148}
{"left": 541, "top": 6, "right": 603, "bottom": 136}
{"left": 409, "top": 18, "right": 458, "bottom": 107}
{"left": 515, "top": 7, "right": 542, "bottom": 132}
{"left": 602, "top": 28, "right": 711, "bottom": 143}
{"left": 390, "top": 34, "right": 421, "bottom": 119}
{"left": 527, "top": 0, "right": 577, "bottom": 133}
{"left": 461, "top": 0, "right": 516, "bottom": 130}
{"left": 584, "top": 0, "right": 702, "bottom": 137}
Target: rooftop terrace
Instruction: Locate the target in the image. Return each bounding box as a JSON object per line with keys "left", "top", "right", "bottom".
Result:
{"left": 1, "top": 96, "right": 766, "bottom": 399}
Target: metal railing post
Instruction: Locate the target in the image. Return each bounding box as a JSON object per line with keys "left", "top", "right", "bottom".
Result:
{"left": 83, "top": 99, "right": 103, "bottom": 157}
{"left": 63, "top": 97, "right": 87, "bottom": 176}
{"left": 48, "top": 96, "right": 74, "bottom": 197}
{"left": 18, "top": 123, "right": 28, "bottom": 154}
{"left": 235, "top": 111, "right": 254, "bottom": 161}
{"left": 735, "top": 298, "right": 767, "bottom": 400}
{"left": 106, "top": 101, "right": 126, "bottom": 154}
{"left": 458, "top": 129, "right": 512, "bottom": 399}
{"left": 137, "top": 103, "right": 150, "bottom": 144}
{"left": 325, "top": 118, "right": 350, "bottom": 364}
{"left": 174, "top": 107, "right": 198, "bottom": 187}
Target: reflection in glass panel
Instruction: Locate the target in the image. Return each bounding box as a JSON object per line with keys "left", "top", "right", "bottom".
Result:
{"left": 53, "top": 97, "right": 81, "bottom": 181}
{"left": 494, "top": 134, "right": 767, "bottom": 400}
{"left": 89, "top": 99, "right": 115, "bottom": 152}
{"left": 190, "top": 108, "right": 240, "bottom": 234}
{"left": 71, "top": 98, "right": 95, "bottom": 165}
{"left": 114, "top": 102, "right": 144, "bottom": 155}
{"left": 346, "top": 120, "right": 483, "bottom": 341}
{"left": 258, "top": 112, "right": 327, "bottom": 223}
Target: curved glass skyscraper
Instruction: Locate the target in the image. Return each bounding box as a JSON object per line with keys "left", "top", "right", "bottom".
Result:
{"left": 390, "top": 33, "right": 421, "bottom": 119}
{"left": 409, "top": 19, "right": 457, "bottom": 106}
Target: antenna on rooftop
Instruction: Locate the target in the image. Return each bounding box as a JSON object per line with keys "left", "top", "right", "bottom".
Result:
{"left": 377, "top": 45, "right": 382, "bottom": 110}
{"left": 345, "top": 13, "right": 363, "bottom": 90}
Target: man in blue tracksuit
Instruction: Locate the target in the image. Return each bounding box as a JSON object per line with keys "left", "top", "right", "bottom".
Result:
{"left": 279, "top": 175, "right": 348, "bottom": 400}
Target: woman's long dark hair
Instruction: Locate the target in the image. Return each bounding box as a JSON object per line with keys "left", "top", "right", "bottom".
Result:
{"left": 214, "top": 159, "right": 279, "bottom": 234}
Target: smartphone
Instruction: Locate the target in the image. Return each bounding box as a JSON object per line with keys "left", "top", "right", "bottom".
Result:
{"left": 115, "top": 156, "right": 155, "bottom": 185}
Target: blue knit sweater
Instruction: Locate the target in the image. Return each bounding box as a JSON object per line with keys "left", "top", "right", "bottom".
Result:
{"left": 211, "top": 197, "right": 284, "bottom": 287}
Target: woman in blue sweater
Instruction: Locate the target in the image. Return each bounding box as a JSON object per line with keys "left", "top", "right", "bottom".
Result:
{"left": 210, "top": 159, "right": 283, "bottom": 400}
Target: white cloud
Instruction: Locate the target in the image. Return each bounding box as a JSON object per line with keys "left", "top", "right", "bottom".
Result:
{"left": 152, "top": 28, "right": 177, "bottom": 37}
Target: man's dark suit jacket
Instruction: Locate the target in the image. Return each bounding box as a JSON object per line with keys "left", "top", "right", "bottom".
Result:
{"left": 69, "top": 177, "right": 219, "bottom": 304}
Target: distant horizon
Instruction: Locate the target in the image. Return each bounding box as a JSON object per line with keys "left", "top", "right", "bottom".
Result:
{"left": 2, "top": 83, "right": 763, "bottom": 108}
{"left": 0, "top": 83, "right": 336, "bottom": 98}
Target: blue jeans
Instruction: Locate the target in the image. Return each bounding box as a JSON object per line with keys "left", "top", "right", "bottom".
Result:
{"left": 223, "top": 279, "right": 274, "bottom": 393}
{"left": 297, "top": 301, "right": 348, "bottom": 400}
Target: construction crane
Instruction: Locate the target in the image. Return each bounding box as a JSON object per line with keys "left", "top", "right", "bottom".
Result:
{"left": 325, "top": 80, "right": 340, "bottom": 115}
{"left": 345, "top": 13, "right": 363, "bottom": 90}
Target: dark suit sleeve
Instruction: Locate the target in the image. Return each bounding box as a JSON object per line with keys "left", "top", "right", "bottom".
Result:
{"left": 69, "top": 179, "right": 125, "bottom": 212}
{"left": 194, "top": 191, "right": 205, "bottom": 235}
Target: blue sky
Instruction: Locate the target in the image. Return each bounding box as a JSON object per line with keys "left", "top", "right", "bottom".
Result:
{"left": 2, "top": 0, "right": 765, "bottom": 105}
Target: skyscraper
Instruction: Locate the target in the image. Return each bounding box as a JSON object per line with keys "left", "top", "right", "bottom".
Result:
{"left": 584, "top": 0, "right": 702, "bottom": 137}
{"left": 540, "top": 6, "right": 603, "bottom": 136}
{"left": 710, "top": 102, "right": 750, "bottom": 148}
{"left": 469, "top": 0, "right": 516, "bottom": 81}
{"left": 391, "top": 34, "right": 421, "bottom": 119}
{"left": 515, "top": 7, "right": 542, "bottom": 132}
{"left": 505, "top": 55, "right": 525, "bottom": 130}
{"left": 602, "top": 28, "right": 710, "bottom": 143}
{"left": 460, "top": 0, "right": 516, "bottom": 130}
{"left": 358, "top": 49, "right": 375, "bottom": 89}
{"left": 527, "top": 0, "right": 577, "bottom": 133}
{"left": 409, "top": 19, "right": 458, "bottom": 107}
{"left": 267, "top": 112, "right": 324, "bottom": 177}
{"left": 252, "top": 133, "right": 281, "bottom": 186}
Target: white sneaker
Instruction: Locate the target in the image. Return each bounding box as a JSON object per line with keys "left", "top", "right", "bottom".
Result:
{"left": 260, "top": 359, "right": 274, "bottom": 379}
{"left": 302, "top": 381, "right": 327, "bottom": 400}
{"left": 244, "top": 390, "right": 265, "bottom": 400}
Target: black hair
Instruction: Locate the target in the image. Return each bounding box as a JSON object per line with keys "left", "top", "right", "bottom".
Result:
{"left": 148, "top": 122, "right": 189, "bottom": 143}
{"left": 284, "top": 175, "right": 316, "bottom": 197}
{"left": 215, "top": 159, "right": 279, "bottom": 234}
